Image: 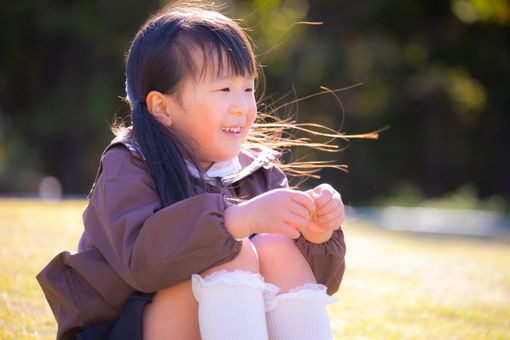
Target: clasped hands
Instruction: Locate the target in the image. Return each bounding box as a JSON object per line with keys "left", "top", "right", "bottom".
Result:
{"left": 225, "top": 184, "right": 345, "bottom": 244}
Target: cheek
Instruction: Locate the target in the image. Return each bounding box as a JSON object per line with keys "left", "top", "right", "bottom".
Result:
{"left": 243, "top": 109, "right": 256, "bottom": 136}
{"left": 247, "top": 101, "right": 257, "bottom": 125}
{"left": 242, "top": 114, "right": 256, "bottom": 142}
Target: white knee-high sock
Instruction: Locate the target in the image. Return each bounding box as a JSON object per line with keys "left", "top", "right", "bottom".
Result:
{"left": 192, "top": 269, "right": 278, "bottom": 340}
{"left": 265, "top": 283, "right": 337, "bottom": 340}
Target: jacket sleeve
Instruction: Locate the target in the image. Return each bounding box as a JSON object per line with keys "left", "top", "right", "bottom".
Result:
{"left": 84, "top": 146, "right": 242, "bottom": 293}
{"left": 267, "top": 165, "right": 346, "bottom": 295}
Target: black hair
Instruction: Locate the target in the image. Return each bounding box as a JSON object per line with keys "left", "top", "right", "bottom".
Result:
{"left": 120, "top": 3, "right": 380, "bottom": 207}
{"left": 123, "top": 4, "right": 257, "bottom": 207}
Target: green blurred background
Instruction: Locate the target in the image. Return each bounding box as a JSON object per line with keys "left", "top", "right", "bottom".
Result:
{"left": 1, "top": 0, "right": 509, "bottom": 211}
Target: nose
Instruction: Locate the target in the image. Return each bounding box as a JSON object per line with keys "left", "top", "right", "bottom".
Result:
{"left": 229, "top": 92, "right": 249, "bottom": 117}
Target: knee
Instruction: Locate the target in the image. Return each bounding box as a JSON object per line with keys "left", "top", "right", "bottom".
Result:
{"left": 251, "top": 233, "right": 302, "bottom": 264}
{"left": 251, "top": 233, "right": 315, "bottom": 291}
{"left": 234, "top": 238, "right": 260, "bottom": 272}
{"left": 200, "top": 238, "right": 259, "bottom": 276}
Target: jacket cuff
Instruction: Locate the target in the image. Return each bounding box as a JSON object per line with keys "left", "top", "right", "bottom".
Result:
{"left": 293, "top": 228, "right": 346, "bottom": 257}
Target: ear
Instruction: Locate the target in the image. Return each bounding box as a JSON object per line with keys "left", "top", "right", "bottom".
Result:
{"left": 146, "top": 91, "right": 173, "bottom": 126}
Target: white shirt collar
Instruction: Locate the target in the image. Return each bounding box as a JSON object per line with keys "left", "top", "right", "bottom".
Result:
{"left": 187, "top": 157, "right": 242, "bottom": 180}
{"left": 205, "top": 157, "right": 242, "bottom": 178}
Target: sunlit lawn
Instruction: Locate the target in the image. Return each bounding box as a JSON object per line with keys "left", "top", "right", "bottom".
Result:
{"left": 1, "top": 199, "right": 509, "bottom": 339}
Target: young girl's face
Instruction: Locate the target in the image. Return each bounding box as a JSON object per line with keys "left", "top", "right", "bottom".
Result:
{"left": 168, "top": 52, "right": 257, "bottom": 170}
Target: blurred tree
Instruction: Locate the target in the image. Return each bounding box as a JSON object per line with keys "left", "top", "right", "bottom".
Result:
{"left": 0, "top": 0, "right": 161, "bottom": 192}
{"left": 231, "top": 0, "right": 510, "bottom": 208}
{"left": 1, "top": 0, "right": 509, "bottom": 209}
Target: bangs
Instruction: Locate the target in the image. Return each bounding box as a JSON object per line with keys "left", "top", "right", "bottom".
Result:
{"left": 173, "top": 22, "right": 257, "bottom": 81}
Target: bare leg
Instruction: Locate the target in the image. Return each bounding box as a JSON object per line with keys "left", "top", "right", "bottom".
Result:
{"left": 250, "top": 233, "right": 316, "bottom": 292}
{"left": 143, "top": 238, "right": 260, "bottom": 340}
{"left": 143, "top": 279, "right": 200, "bottom": 340}
{"left": 252, "top": 233, "right": 336, "bottom": 340}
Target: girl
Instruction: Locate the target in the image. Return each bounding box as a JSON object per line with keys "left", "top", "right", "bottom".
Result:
{"left": 38, "top": 2, "right": 346, "bottom": 340}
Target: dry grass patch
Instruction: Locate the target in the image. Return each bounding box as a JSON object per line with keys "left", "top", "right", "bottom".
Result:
{"left": 1, "top": 199, "right": 509, "bottom": 339}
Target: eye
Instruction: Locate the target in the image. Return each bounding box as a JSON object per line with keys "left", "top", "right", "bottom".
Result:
{"left": 245, "top": 88, "right": 254, "bottom": 93}
{"left": 218, "top": 88, "right": 230, "bottom": 92}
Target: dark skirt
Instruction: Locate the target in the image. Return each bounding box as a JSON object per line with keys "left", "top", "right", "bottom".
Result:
{"left": 77, "top": 292, "right": 154, "bottom": 340}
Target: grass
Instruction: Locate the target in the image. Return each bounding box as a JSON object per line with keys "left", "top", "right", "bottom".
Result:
{"left": 1, "top": 199, "right": 509, "bottom": 339}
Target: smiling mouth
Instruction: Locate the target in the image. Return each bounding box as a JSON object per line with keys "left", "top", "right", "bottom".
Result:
{"left": 221, "top": 127, "right": 242, "bottom": 133}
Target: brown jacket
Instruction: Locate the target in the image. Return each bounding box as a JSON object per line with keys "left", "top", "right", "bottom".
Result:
{"left": 37, "top": 137, "right": 346, "bottom": 340}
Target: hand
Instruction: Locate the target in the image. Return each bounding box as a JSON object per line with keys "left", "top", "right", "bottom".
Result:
{"left": 225, "top": 188, "right": 316, "bottom": 240}
{"left": 303, "top": 184, "right": 345, "bottom": 243}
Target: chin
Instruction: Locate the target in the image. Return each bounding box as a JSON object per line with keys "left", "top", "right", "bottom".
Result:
{"left": 216, "top": 149, "right": 241, "bottom": 162}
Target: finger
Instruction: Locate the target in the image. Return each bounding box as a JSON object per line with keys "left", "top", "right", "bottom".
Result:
{"left": 313, "top": 184, "right": 324, "bottom": 194}
{"left": 277, "top": 223, "right": 301, "bottom": 239}
{"left": 313, "top": 183, "right": 335, "bottom": 195}
{"left": 315, "top": 211, "right": 344, "bottom": 228}
{"left": 324, "top": 218, "right": 342, "bottom": 230}
{"left": 316, "top": 202, "right": 344, "bottom": 222}
{"left": 306, "top": 189, "right": 321, "bottom": 202}
{"left": 289, "top": 201, "right": 311, "bottom": 221}
{"left": 314, "top": 190, "right": 334, "bottom": 208}
{"left": 290, "top": 191, "right": 316, "bottom": 215}
{"left": 316, "top": 198, "right": 342, "bottom": 217}
{"left": 284, "top": 211, "right": 308, "bottom": 232}
{"left": 306, "top": 221, "right": 328, "bottom": 234}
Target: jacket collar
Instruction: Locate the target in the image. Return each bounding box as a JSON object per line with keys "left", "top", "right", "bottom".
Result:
{"left": 223, "top": 146, "right": 281, "bottom": 185}
{"left": 108, "top": 134, "right": 281, "bottom": 186}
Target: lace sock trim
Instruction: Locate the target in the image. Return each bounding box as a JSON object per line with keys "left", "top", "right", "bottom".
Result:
{"left": 265, "top": 283, "right": 338, "bottom": 312}
{"left": 191, "top": 269, "right": 279, "bottom": 302}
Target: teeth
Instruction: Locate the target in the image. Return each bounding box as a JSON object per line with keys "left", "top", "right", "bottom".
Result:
{"left": 222, "top": 127, "right": 241, "bottom": 133}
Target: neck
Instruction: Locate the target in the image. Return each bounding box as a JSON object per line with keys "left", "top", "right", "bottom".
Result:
{"left": 200, "top": 161, "right": 214, "bottom": 171}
